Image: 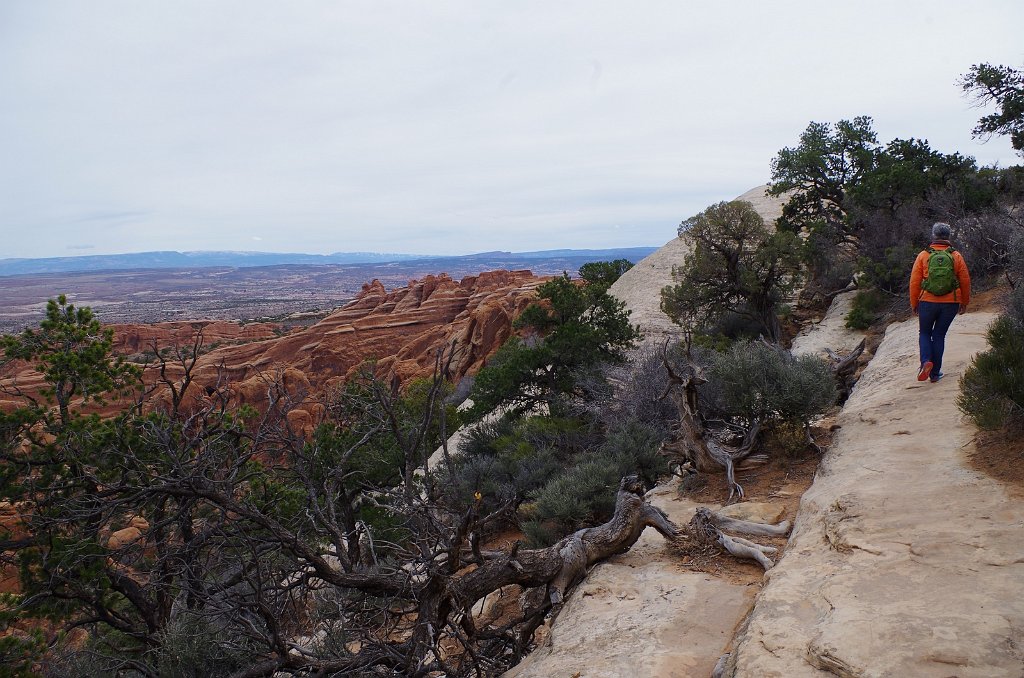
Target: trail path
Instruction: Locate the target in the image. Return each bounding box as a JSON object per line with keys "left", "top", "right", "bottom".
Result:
{"left": 727, "top": 310, "right": 1024, "bottom": 677}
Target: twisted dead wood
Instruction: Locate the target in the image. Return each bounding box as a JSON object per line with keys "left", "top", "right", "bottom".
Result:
{"left": 659, "top": 355, "right": 764, "bottom": 501}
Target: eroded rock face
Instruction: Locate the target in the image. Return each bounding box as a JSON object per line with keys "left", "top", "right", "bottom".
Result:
{"left": 181, "top": 270, "right": 543, "bottom": 394}
{"left": 109, "top": 320, "right": 282, "bottom": 355}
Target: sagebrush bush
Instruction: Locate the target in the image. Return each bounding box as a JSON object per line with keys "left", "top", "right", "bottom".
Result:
{"left": 523, "top": 451, "right": 627, "bottom": 547}
{"left": 958, "top": 314, "right": 1024, "bottom": 431}
{"left": 521, "top": 421, "right": 669, "bottom": 547}
{"left": 702, "top": 340, "right": 837, "bottom": 426}
{"left": 1009, "top": 229, "right": 1024, "bottom": 286}
{"left": 41, "top": 614, "right": 256, "bottom": 678}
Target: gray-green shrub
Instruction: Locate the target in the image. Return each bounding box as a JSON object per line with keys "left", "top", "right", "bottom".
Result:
{"left": 702, "top": 340, "right": 837, "bottom": 426}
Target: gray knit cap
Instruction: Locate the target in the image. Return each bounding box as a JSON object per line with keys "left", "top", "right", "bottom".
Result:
{"left": 932, "top": 222, "right": 952, "bottom": 240}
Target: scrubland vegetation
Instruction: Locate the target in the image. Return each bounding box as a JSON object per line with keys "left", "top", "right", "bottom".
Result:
{"left": 1, "top": 61, "right": 1022, "bottom": 677}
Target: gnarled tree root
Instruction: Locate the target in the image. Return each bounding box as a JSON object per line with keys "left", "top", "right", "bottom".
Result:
{"left": 684, "top": 507, "right": 791, "bottom": 571}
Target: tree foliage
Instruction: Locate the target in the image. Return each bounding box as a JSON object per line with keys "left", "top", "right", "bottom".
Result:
{"left": 578, "top": 258, "right": 633, "bottom": 291}
{"left": 660, "top": 200, "right": 801, "bottom": 342}
{"left": 0, "top": 295, "right": 138, "bottom": 424}
{"left": 961, "top": 62, "right": 1024, "bottom": 158}
{"left": 769, "top": 114, "right": 1020, "bottom": 295}
{"left": 700, "top": 341, "right": 838, "bottom": 429}
{"left": 768, "top": 116, "right": 879, "bottom": 239}
{"left": 468, "top": 267, "right": 639, "bottom": 418}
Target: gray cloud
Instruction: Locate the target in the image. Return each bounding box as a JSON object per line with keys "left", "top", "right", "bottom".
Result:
{"left": 0, "top": 1, "right": 1021, "bottom": 258}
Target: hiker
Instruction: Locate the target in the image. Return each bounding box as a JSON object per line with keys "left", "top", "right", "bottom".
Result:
{"left": 909, "top": 222, "right": 971, "bottom": 383}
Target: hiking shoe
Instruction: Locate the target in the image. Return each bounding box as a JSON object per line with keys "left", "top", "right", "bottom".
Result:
{"left": 917, "top": 361, "right": 933, "bottom": 381}
{"left": 930, "top": 372, "right": 944, "bottom": 383}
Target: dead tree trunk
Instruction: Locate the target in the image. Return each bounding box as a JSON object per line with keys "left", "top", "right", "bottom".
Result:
{"left": 658, "top": 355, "right": 764, "bottom": 501}
{"left": 435, "top": 475, "right": 678, "bottom": 668}
{"left": 446, "top": 475, "right": 788, "bottom": 670}
{"left": 825, "top": 338, "right": 865, "bottom": 404}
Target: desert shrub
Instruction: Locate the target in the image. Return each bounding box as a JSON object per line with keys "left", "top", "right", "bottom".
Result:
{"left": 440, "top": 415, "right": 596, "bottom": 515}
{"left": 443, "top": 437, "right": 559, "bottom": 514}
{"left": 520, "top": 420, "right": 669, "bottom": 547}
{"left": 845, "top": 289, "right": 886, "bottom": 329}
{"left": 958, "top": 314, "right": 1024, "bottom": 431}
{"left": 762, "top": 420, "right": 816, "bottom": 460}
{"left": 702, "top": 340, "right": 837, "bottom": 427}
{"left": 43, "top": 614, "right": 256, "bottom": 678}
{"left": 522, "top": 450, "right": 627, "bottom": 547}
{"left": 1008, "top": 228, "right": 1024, "bottom": 287}
{"left": 953, "top": 209, "right": 1017, "bottom": 284}
{"left": 155, "top": 613, "right": 258, "bottom": 678}
{"left": 598, "top": 419, "right": 668, "bottom": 488}
{"left": 517, "top": 415, "right": 600, "bottom": 455}
{"left": 575, "top": 346, "right": 680, "bottom": 435}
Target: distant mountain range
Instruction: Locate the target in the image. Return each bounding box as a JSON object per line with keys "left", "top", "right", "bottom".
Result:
{"left": 0, "top": 247, "right": 659, "bottom": 276}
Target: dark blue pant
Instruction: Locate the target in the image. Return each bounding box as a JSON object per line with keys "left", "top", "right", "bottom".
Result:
{"left": 918, "top": 301, "right": 959, "bottom": 375}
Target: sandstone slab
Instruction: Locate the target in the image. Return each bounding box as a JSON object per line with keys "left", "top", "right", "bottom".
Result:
{"left": 790, "top": 290, "right": 865, "bottom": 358}
{"left": 716, "top": 501, "right": 786, "bottom": 525}
{"left": 727, "top": 311, "right": 1024, "bottom": 677}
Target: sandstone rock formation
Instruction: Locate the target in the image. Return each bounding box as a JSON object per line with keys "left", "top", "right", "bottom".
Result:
{"left": 109, "top": 320, "right": 282, "bottom": 355}
{"left": 175, "top": 270, "right": 544, "bottom": 396}
{"left": 1, "top": 270, "right": 546, "bottom": 426}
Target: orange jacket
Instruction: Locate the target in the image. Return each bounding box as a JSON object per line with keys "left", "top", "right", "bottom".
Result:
{"left": 909, "top": 241, "right": 970, "bottom": 310}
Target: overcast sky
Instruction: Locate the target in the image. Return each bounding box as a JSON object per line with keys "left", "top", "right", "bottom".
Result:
{"left": 1, "top": 1, "right": 1022, "bottom": 259}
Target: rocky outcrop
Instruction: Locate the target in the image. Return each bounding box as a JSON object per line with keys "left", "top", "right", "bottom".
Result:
{"left": 180, "top": 269, "right": 543, "bottom": 393}
{"left": 109, "top": 320, "right": 282, "bottom": 355}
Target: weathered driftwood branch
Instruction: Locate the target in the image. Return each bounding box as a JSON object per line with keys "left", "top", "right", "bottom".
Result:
{"left": 702, "top": 509, "right": 791, "bottom": 537}
{"left": 444, "top": 477, "right": 790, "bottom": 671}
{"left": 453, "top": 475, "right": 677, "bottom": 612}
{"left": 825, "top": 338, "right": 866, "bottom": 403}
